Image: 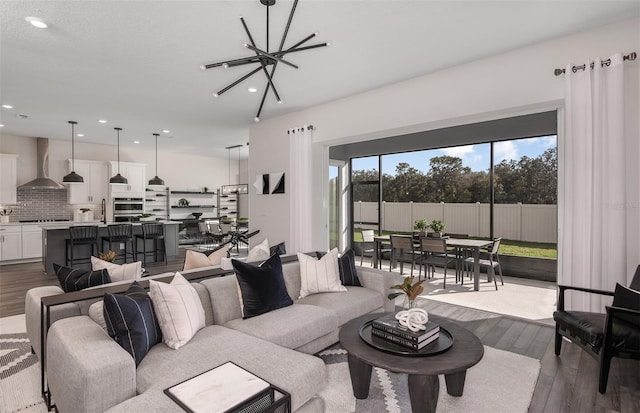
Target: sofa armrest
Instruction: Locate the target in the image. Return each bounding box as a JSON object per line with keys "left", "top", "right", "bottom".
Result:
{"left": 25, "top": 286, "right": 80, "bottom": 360}
{"left": 47, "top": 316, "right": 136, "bottom": 413}
{"left": 357, "top": 267, "right": 399, "bottom": 313}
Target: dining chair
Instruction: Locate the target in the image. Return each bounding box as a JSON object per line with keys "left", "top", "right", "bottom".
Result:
{"left": 444, "top": 233, "right": 470, "bottom": 282}
{"left": 389, "top": 235, "right": 418, "bottom": 275}
{"left": 464, "top": 237, "right": 503, "bottom": 290}
{"left": 358, "top": 230, "right": 376, "bottom": 266}
{"left": 419, "top": 237, "right": 455, "bottom": 287}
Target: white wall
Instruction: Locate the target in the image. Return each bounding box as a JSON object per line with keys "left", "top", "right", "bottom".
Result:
{"left": 249, "top": 18, "right": 639, "bottom": 252}
{"left": 0, "top": 133, "right": 241, "bottom": 191}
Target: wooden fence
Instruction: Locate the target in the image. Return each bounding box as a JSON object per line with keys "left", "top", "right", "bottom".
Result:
{"left": 353, "top": 201, "right": 557, "bottom": 243}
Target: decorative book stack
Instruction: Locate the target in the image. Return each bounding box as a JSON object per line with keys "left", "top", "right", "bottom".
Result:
{"left": 371, "top": 313, "right": 440, "bottom": 350}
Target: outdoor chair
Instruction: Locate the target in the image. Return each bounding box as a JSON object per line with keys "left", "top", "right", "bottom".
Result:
{"left": 464, "top": 237, "right": 503, "bottom": 290}
{"left": 389, "top": 235, "right": 418, "bottom": 275}
{"left": 553, "top": 265, "right": 640, "bottom": 393}
{"left": 358, "top": 230, "right": 376, "bottom": 266}
{"left": 419, "top": 237, "right": 455, "bottom": 287}
{"left": 444, "top": 233, "right": 469, "bottom": 282}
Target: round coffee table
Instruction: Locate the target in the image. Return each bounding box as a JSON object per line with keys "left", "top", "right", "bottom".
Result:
{"left": 339, "top": 313, "right": 484, "bottom": 413}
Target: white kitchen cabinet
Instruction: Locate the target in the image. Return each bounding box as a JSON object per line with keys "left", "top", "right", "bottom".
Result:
{"left": 0, "top": 225, "right": 22, "bottom": 261}
{"left": 21, "top": 224, "right": 43, "bottom": 259}
{"left": 67, "top": 160, "right": 108, "bottom": 204}
{"left": 109, "top": 161, "right": 146, "bottom": 197}
{"left": 0, "top": 154, "right": 18, "bottom": 205}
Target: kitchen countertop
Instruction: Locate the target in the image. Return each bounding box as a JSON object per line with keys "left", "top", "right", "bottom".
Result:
{"left": 40, "top": 221, "right": 179, "bottom": 230}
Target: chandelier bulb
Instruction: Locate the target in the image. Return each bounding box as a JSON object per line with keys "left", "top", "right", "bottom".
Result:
{"left": 213, "top": 93, "right": 219, "bottom": 98}
{"left": 199, "top": 65, "right": 206, "bottom": 71}
{"left": 277, "top": 100, "right": 283, "bottom": 104}
{"left": 222, "top": 63, "right": 229, "bottom": 69}
{"left": 326, "top": 42, "right": 332, "bottom": 46}
{"left": 242, "top": 43, "right": 249, "bottom": 48}
{"left": 254, "top": 117, "right": 260, "bottom": 123}
{"left": 314, "top": 32, "right": 319, "bottom": 36}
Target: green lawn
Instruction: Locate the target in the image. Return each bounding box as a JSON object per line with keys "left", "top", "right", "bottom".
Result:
{"left": 352, "top": 229, "right": 557, "bottom": 259}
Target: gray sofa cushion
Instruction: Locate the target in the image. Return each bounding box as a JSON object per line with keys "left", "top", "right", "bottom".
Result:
{"left": 136, "top": 325, "right": 326, "bottom": 411}
{"left": 296, "top": 286, "right": 383, "bottom": 326}
{"left": 224, "top": 304, "right": 338, "bottom": 350}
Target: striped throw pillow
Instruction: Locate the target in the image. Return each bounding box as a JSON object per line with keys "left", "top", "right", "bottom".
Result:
{"left": 149, "top": 272, "right": 206, "bottom": 349}
{"left": 54, "top": 263, "right": 111, "bottom": 292}
{"left": 103, "top": 281, "right": 162, "bottom": 366}
{"left": 297, "top": 248, "right": 347, "bottom": 298}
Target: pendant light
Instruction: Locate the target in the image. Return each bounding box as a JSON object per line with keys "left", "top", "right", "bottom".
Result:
{"left": 148, "top": 133, "right": 165, "bottom": 186}
{"left": 109, "top": 127, "right": 128, "bottom": 184}
{"left": 63, "top": 120, "right": 84, "bottom": 183}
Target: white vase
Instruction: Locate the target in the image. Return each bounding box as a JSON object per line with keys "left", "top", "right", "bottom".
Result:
{"left": 0, "top": 216, "right": 9, "bottom": 224}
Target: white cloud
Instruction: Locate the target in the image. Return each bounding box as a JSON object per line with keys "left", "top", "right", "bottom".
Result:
{"left": 440, "top": 145, "right": 474, "bottom": 157}
{"left": 494, "top": 141, "right": 518, "bottom": 162}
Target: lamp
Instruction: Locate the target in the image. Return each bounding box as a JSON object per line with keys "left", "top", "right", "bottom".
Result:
{"left": 200, "top": 0, "right": 328, "bottom": 122}
{"left": 63, "top": 121, "right": 84, "bottom": 183}
{"left": 148, "top": 133, "right": 165, "bottom": 186}
{"left": 109, "top": 127, "right": 128, "bottom": 184}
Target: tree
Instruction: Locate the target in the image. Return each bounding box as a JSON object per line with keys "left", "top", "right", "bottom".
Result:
{"left": 426, "top": 156, "right": 472, "bottom": 202}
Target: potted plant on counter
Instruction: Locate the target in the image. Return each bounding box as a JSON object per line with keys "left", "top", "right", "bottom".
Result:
{"left": 414, "top": 218, "right": 428, "bottom": 234}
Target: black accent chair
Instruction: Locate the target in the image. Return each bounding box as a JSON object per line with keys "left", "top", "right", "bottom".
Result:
{"left": 553, "top": 265, "right": 640, "bottom": 393}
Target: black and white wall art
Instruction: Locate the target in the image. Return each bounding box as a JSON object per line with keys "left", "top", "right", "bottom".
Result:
{"left": 254, "top": 172, "right": 285, "bottom": 195}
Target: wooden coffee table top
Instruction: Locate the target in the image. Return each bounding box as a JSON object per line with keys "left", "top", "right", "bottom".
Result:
{"left": 339, "top": 313, "right": 484, "bottom": 376}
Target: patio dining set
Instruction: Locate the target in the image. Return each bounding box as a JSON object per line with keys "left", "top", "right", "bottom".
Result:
{"left": 359, "top": 231, "right": 504, "bottom": 291}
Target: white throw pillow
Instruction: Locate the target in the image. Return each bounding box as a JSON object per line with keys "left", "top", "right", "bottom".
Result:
{"left": 246, "top": 238, "right": 270, "bottom": 262}
{"left": 149, "top": 272, "right": 206, "bottom": 349}
{"left": 91, "top": 256, "right": 142, "bottom": 282}
{"left": 297, "top": 248, "right": 347, "bottom": 298}
{"left": 182, "top": 245, "right": 230, "bottom": 271}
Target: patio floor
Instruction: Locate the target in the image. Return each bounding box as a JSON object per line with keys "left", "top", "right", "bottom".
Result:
{"left": 358, "top": 256, "right": 557, "bottom": 326}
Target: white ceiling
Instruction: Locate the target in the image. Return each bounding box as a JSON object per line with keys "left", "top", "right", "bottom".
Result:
{"left": 1, "top": 0, "right": 638, "bottom": 158}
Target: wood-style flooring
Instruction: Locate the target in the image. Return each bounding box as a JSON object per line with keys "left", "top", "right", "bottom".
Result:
{"left": 0, "top": 254, "right": 638, "bottom": 412}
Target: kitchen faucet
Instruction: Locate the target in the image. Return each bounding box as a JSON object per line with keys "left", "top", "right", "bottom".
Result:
{"left": 101, "top": 198, "right": 107, "bottom": 224}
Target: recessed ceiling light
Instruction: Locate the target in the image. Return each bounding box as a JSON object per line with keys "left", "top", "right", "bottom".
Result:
{"left": 133, "top": 140, "right": 140, "bottom": 144}
{"left": 247, "top": 87, "right": 257, "bottom": 93}
{"left": 162, "top": 129, "right": 170, "bottom": 133}
{"left": 25, "top": 17, "right": 48, "bottom": 29}
{"left": 98, "top": 119, "right": 107, "bottom": 124}
{"left": 0, "top": 124, "right": 4, "bottom": 128}
{"left": 77, "top": 133, "right": 84, "bottom": 137}
{"left": 2, "top": 104, "right": 13, "bottom": 109}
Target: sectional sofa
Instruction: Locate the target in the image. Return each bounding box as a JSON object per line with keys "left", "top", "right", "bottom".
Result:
{"left": 34, "top": 255, "right": 396, "bottom": 413}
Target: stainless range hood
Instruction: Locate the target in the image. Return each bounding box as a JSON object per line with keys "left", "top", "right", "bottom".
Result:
{"left": 18, "top": 138, "right": 65, "bottom": 190}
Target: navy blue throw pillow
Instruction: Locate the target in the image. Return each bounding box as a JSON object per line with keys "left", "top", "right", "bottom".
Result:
{"left": 338, "top": 248, "right": 361, "bottom": 287}
{"left": 269, "top": 242, "right": 287, "bottom": 256}
{"left": 103, "top": 281, "right": 162, "bottom": 366}
{"left": 232, "top": 253, "right": 293, "bottom": 319}
{"left": 313, "top": 249, "right": 361, "bottom": 287}
{"left": 53, "top": 263, "right": 111, "bottom": 292}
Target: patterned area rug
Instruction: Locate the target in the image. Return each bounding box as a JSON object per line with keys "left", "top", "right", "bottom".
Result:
{"left": 317, "top": 343, "right": 540, "bottom": 413}
{"left": 0, "top": 314, "right": 539, "bottom": 413}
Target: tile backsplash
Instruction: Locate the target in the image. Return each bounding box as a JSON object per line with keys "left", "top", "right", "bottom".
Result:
{"left": 2, "top": 188, "right": 103, "bottom": 222}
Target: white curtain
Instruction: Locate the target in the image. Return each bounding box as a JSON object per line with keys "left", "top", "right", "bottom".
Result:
{"left": 289, "top": 126, "right": 313, "bottom": 252}
{"left": 560, "top": 53, "right": 639, "bottom": 311}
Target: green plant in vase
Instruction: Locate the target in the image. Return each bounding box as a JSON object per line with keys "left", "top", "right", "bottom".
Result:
{"left": 414, "top": 218, "right": 428, "bottom": 233}
{"left": 429, "top": 219, "right": 446, "bottom": 237}
{"left": 388, "top": 275, "right": 426, "bottom": 309}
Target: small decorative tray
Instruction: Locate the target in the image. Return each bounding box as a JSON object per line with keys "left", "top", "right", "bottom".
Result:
{"left": 359, "top": 321, "right": 454, "bottom": 357}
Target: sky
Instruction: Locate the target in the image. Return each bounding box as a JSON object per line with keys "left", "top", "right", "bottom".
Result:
{"left": 351, "top": 135, "right": 557, "bottom": 175}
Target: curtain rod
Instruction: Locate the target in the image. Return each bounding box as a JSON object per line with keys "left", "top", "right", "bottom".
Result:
{"left": 554, "top": 52, "right": 636, "bottom": 76}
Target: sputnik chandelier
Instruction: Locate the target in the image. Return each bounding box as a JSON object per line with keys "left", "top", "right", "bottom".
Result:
{"left": 200, "top": 0, "right": 328, "bottom": 122}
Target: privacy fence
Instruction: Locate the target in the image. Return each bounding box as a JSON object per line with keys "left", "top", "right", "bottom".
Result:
{"left": 353, "top": 202, "right": 557, "bottom": 243}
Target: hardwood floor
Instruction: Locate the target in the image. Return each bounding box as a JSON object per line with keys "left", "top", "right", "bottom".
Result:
{"left": 0, "top": 254, "right": 638, "bottom": 412}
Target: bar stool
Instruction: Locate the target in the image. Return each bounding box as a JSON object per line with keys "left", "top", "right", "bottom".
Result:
{"left": 101, "top": 224, "right": 135, "bottom": 263}
{"left": 65, "top": 225, "right": 99, "bottom": 267}
{"left": 135, "top": 223, "right": 167, "bottom": 266}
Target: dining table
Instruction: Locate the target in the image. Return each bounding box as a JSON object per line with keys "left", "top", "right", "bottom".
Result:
{"left": 372, "top": 235, "right": 493, "bottom": 291}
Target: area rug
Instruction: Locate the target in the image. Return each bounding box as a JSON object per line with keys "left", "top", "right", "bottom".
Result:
{"left": 0, "top": 314, "right": 540, "bottom": 413}
{"left": 317, "top": 342, "right": 540, "bottom": 413}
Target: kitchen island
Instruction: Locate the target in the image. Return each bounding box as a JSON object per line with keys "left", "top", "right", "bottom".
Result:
{"left": 42, "top": 221, "right": 180, "bottom": 275}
